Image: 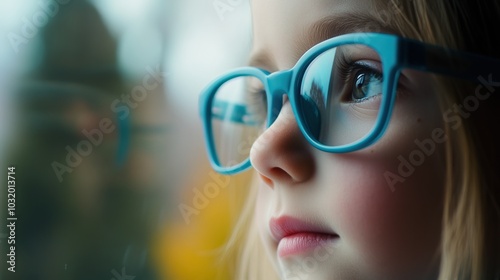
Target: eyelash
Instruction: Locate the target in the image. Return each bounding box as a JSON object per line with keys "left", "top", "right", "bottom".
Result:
{"left": 338, "top": 57, "right": 414, "bottom": 103}
{"left": 245, "top": 85, "right": 268, "bottom": 122}
{"left": 245, "top": 59, "right": 396, "bottom": 116}
{"left": 337, "top": 58, "right": 383, "bottom": 102}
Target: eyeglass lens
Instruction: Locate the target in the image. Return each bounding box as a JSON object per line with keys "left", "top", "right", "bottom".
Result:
{"left": 210, "top": 44, "right": 386, "bottom": 168}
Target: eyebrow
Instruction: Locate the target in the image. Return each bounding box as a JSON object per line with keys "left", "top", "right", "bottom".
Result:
{"left": 305, "top": 12, "right": 398, "bottom": 45}
{"left": 248, "top": 12, "right": 398, "bottom": 70}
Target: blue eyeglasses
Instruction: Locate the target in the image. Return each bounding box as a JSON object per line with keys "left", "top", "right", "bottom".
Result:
{"left": 199, "top": 32, "right": 500, "bottom": 175}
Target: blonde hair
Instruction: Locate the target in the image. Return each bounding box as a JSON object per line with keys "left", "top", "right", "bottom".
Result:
{"left": 223, "top": 1, "right": 500, "bottom": 279}
{"left": 387, "top": 2, "right": 500, "bottom": 279}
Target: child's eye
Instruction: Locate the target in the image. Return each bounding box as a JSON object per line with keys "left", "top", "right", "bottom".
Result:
{"left": 244, "top": 84, "right": 267, "bottom": 125}
{"left": 336, "top": 59, "right": 383, "bottom": 103}
{"left": 351, "top": 67, "right": 383, "bottom": 102}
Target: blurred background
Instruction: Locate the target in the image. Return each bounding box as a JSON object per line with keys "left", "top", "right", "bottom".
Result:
{"left": 0, "top": 0, "right": 253, "bottom": 279}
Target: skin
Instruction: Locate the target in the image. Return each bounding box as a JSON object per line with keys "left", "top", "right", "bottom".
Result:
{"left": 248, "top": 0, "right": 447, "bottom": 279}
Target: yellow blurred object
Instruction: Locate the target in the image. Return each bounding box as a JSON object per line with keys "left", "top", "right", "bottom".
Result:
{"left": 153, "top": 163, "right": 252, "bottom": 280}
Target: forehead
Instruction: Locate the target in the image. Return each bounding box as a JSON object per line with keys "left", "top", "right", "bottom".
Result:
{"left": 250, "top": 0, "right": 389, "bottom": 70}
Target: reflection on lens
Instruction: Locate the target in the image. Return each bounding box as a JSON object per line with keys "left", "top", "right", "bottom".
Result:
{"left": 211, "top": 76, "right": 266, "bottom": 168}
{"left": 299, "top": 44, "right": 384, "bottom": 147}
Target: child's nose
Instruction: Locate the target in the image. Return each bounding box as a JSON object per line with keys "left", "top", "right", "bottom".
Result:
{"left": 249, "top": 101, "right": 315, "bottom": 187}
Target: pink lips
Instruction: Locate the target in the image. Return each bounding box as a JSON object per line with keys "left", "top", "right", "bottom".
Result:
{"left": 270, "top": 216, "right": 339, "bottom": 257}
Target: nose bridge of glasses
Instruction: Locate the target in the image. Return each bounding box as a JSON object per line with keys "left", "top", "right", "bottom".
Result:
{"left": 266, "top": 70, "right": 293, "bottom": 124}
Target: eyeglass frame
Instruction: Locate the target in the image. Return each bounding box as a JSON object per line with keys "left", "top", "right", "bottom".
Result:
{"left": 199, "top": 32, "right": 500, "bottom": 175}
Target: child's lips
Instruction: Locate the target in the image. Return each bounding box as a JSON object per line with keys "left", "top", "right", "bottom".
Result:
{"left": 269, "top": 216, "right": 339, "bottom": 257}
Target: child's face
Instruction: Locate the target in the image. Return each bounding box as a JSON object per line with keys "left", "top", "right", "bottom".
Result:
{"left": 250, "top": 0, "right": 446, "bottom": 279}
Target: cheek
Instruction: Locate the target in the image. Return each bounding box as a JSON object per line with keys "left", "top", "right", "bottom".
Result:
{"left": 328, "top": 118, "right": 445, "bottom": 276}
{"left": 335, "top": 163, "right": 443, "bottom": 270}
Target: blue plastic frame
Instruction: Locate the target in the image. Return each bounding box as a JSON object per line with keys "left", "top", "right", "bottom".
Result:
{"left": 199, "top": 32, "right": 500, "bottom": 174}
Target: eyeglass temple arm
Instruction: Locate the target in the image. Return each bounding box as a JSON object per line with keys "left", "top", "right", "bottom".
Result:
{"left": 401, "top": 39, "right": 500, "bottom": 83}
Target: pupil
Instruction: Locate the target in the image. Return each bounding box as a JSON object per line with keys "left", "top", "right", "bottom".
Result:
{"left": 354, "top": 73, "right": 366, "bottom": 99}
